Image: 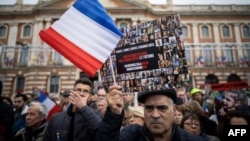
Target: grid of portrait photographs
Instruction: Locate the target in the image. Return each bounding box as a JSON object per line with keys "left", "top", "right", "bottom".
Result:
{"left": 100, "top": 14, "right": 190, "bottom": 93}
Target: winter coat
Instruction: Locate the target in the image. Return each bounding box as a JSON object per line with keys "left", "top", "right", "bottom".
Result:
{"left": 95, "top": 110, "right": 206, "bottom": 141}
{"left": 13, "top": 121, "right": 46, "bottom": 141}
{"left": 43, "top": 105, "right": 102, "bottom": 141}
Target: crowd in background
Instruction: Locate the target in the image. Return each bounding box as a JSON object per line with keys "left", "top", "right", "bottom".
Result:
{"left": 0, "top": 76, "right": 249, "bottom": 141}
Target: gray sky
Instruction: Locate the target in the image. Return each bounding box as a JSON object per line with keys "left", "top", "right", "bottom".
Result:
{"left": 149, "top": 0, "right": 250, "bottom": 5}
{"left": 1, "top": 0, "right": 250, "bottom": 5}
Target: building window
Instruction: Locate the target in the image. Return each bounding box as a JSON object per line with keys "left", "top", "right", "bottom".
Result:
{"left": 0, "top": 25, "right": 7, "bottom": 38}
{"left": 243, "top": 25, "right": 250, "bottom": 37}
{"left": 204, "top": 45, "right": 212, "bottom": 63}
{"left": 201, "top": 25, "right": 209, "bottom": 37}
{"left": 120, "top": 22, "right": 128, "bottom": 28}
{"left": 181, "top": 26, "right": 188, "bottom": 37}
{"left": 0, "top": 46, "right": 2, "bottom": 64}
{"left": 16, "top": 76, "right": 25, "bottom": 91}
{"left": 222, "top": 25, "right": 230, "bottom": 37}
{"left": 184, "top": 45, "right": 191, "bottom": 62}
{"left": 19, "top": 45, "right": 29, "bottom": 66}
{"left": 54, "top": 51, "right": 63, "bottom": 65}
{"left": 224, "top": 45, "right": 234, "bottom": 63}
{"left": 22, "top": 24, "right": 32, "bottom": 37}
{"left": 49, "top": 75, "right": 59, "bottom": 93}
{"left": 246, "top": 44, "right": 250, "bottom": 61}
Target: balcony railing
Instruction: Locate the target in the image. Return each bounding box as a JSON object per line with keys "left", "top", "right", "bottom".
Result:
{"left": 0, "top": 46, "right": 64, "bottom": 68}
{"left": 184, "top": 43, "right": 250, "bottom": 68}
{"left": 0, "top": 43, "right": 249, "bottom": 69}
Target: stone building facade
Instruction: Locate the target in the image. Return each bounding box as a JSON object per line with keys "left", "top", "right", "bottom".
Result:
{"left": 0, "top": 0, "right": 249, "bottom": 96}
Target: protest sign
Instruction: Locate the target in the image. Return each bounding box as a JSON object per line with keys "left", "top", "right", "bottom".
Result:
{"left": 100, "top": 14, "right": 189, "bottom": 93}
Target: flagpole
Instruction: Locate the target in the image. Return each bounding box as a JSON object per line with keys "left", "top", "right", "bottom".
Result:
{"left": 109, "top": 56, "right": 117, "bottom": 85}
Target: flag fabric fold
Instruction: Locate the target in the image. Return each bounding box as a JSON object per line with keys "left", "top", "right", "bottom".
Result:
{"left": 39, "top": 0, "right": 122, "bottom": 77}
{"left": 39, "top": 91, "right": 61, "bottom": 121}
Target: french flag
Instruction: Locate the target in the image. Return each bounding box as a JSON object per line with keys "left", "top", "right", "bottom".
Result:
{"left": 39, "top": 0, "right": 122, "bottom": 77}
{"left": 39, "top": 91, "right": 61, "bottom": 121}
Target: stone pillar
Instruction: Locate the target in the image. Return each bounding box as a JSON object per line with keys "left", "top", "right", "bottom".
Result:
{"left": 212, "top": 23, "right": 222, "bottom": 63}
{"left": 233, "top": 23, "right": 243, "bottom": 57}
{"left": 7, "top": 22, "right": 18, "bottom": 46}
{"left": 192, "top": 23, "right": 200, "bottom": 63}
{"left": 32, "top": 19, "right": 43, "bottom": 46}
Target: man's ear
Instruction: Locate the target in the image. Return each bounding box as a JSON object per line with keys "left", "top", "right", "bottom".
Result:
{"left": 173, "top": 104, "right": 176, "bottom": 112}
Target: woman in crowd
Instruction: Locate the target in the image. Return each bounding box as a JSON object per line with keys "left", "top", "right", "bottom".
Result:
{"left": 180, "top": 113, "right": 220, "bottom": 141}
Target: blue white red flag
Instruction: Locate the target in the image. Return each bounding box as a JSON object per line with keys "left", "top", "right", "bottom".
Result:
{"left": 39, "top": 0, "right": 122, "bottom": 77}
{"left": 39, "top": 91, "right": 61, "bottom": 121}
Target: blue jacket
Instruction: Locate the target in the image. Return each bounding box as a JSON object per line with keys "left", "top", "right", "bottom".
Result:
{"left": 95, "top": 110, "right": 205, "bottom": 141}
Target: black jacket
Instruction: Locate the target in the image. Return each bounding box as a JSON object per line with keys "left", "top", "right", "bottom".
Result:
{"left": 43, "top": 105, "right": 102, "bottom": 141}
{"left": 95, "top": 110, "right": 205, "bottom": 141}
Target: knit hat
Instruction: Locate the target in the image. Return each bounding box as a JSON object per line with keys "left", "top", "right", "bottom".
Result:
{"left": 128, "top": 106, "right": 144, "bottom": 119}
{"left": 190, "top": 88, "right": 203, "bottom": 96}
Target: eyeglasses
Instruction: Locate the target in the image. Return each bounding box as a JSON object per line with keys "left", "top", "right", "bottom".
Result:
{"left": 75, "top": 88, "right": 90, "bottom": 94}
{"left": 184, "top": 122, "right": 200, "bottom": 127}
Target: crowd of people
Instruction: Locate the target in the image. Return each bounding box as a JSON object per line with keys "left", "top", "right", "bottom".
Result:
{"left": 0, "top": 77, "right": 249, "bottom": 141}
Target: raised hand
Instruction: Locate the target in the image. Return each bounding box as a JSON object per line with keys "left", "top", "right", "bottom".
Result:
{"left": 69, "top": 90, "right": 89, "bottom": 109}
{"left": 107, "top": 85, "right": 124, "bottom": 114}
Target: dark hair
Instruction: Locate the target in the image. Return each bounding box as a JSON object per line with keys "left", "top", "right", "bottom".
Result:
{"left": 180, "top": 112, "right": 205, "bottom": 135}
{"left": 74, "top": 78, "right": 93, "bottom": 93}
{"left": 14, "top": 93, "right": 28, "bottom": 102}
{"left": 217, "top": 110, "right": 250, "bottom": 141}
{"left": 1, "top": 96, "right": 13, "bottom": 106}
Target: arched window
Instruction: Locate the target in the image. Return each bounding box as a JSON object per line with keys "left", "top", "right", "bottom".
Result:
{"left": 120, "top": 22, "right": 128, "bottom": 28}
{"left": 19, "top": 45, "right": 29, "bottom": 66}
{"left": 49, "top": 75, "right": 60, "bottom": 93}
{"left": 16, "top": 76, "right": 25, "bottom": 91}
{"left": 184, "top": 45, "right": 191, "bottom": 62}
{"left": 201, "top": 25, "right": 209, "bottom": 37}
{"left": 181, "top": 26, "right": 188, "bottom": 37}
{"left": 227, "top": 74, "right": 241, "bottom": 82}
{"left": 0, "top": 25, "right": 7, "bottom": 37}
{"left": 224, "top": 45, "right": 234, "bottom": 62}
{"left": 23, "top": 25, "right": 32, "bottom": 37}
{"left": 222, "top": 25, "right": 230, "bottom": 37}
{"left": 205, "top": 74, "right": 219, "bottom": 84}
{"left": 203, "top": 45, "right": 212, "bottom": 63}
{"left": 243, "top": 25, "right": 250, "bottom": 37}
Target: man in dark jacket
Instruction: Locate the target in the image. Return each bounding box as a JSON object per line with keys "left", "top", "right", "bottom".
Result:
{"left": 13, "top": 101, "right": 47, "bottom": 141}
{"left": 95, "top": 85, "right": 205, "bottom": 141}
{"left": 43, "top": 78, "right": 102, "bottom": 141}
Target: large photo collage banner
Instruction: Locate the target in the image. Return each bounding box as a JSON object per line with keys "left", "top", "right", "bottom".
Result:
{"left": 100, "top": 14, "right": 190, "bottom": 93}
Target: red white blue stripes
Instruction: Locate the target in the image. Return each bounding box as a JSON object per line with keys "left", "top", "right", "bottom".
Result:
{"left": 39, "top": 0, "right": 122, "bottom": 76}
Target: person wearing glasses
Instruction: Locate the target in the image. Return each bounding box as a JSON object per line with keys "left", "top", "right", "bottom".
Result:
{"left": 180, "top": 113, "right": 220, "bottom": 141}
{"left": 43, "top": 78, "right": 102, "bottom": 141}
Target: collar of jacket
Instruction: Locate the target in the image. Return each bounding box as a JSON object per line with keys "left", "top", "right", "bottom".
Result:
{"left": 141, "top": 124, "right": 179, "bottom": 141}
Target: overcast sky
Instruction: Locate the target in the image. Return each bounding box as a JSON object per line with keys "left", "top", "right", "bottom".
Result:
{"left": 149, "top": 0, "right": 250, "bottom": 5}
{"left": 1, "top": 0, "right": 250, "bottom": 5}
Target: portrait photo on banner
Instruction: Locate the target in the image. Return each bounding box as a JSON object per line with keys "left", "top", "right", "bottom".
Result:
{"left": 100, "top": 14, "right": 191, "bottom": 94}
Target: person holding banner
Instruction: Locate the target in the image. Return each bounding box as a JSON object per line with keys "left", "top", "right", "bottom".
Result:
{"left": 43, "top": 78, "right": 102, "bottom": 141}
{"left": 95, "top": 85, "right": 205, "bottom": 141}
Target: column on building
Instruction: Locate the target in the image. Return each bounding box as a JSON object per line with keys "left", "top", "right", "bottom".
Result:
{"left": 212, "top": 23, "right": 222, "bottom": 64}
{"left": 32, "top": 18, "right": 44, "bottom": 45}
{"left": 191, "top": 23, "right": 200, "bottom": 63}
{"left": 233, "top": 23, "right": 243, "bottom": 59}
{"left": 7, "top": 22, "right": 18, "bottom": 46}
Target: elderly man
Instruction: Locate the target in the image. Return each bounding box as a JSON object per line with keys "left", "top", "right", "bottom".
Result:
{"left": 96, "top": 97, "right": 108, "bottom": 116}
{"left": 95, "top": 85, "right": 205, "bottom": 141}
{"left": 13, "top": 101, "right": 47, "bottom": 141}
